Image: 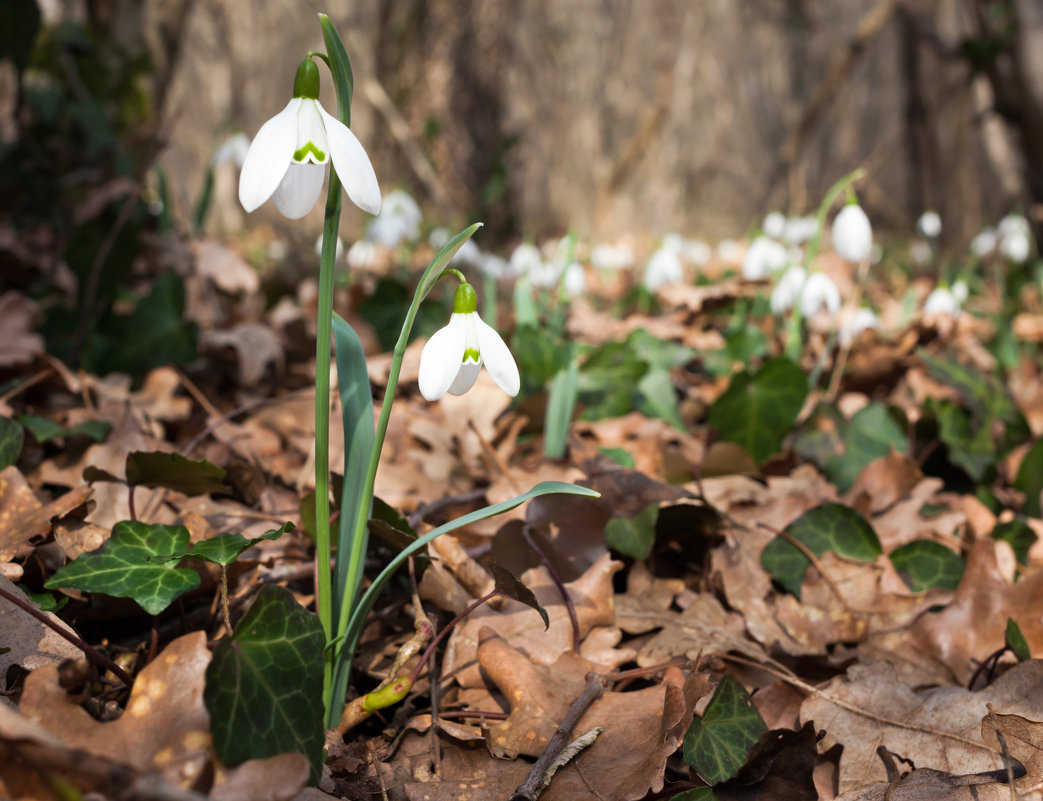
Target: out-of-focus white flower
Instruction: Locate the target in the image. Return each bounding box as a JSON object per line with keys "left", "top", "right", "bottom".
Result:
{"left": 832, "top": 204, "right": 873, "bottom": 263}
{"left": 418, "top": 282, "right": 519, "bottom": 400}
{"left": 839, "top": 307, "right": 880, "bottom": 345}
{"left": 590, "top": 242, "right": 634, "bottom": 271}
{"left": 783, "top": 215, "right": 819, "bottom": 245}
{"left": 367, "top": 189, "right": 422, "bottom": 248}
{"left": 508, "top": 242, "right": 544, "bottom": 278}
{"left": 529, "top": 259, "right": 564, "bottom": 289}
{"left": 998, "top": 214, "right": 1031, "bottom": 263}
{"left": 916, "top": 210, "right": 942, "bottom": 239}
{"left": 479, "top": 253, "right": 508, "bottom": 279}
{"left": 970, "top": 228, "right": 997, "bottom": 258}
{"left": 267, "top": 239, "right": 288, "bottom": 261}
{"left": 644, "top": 245, "right": 684, "bottom": 291}
{"left": 347, "top": 239, "right": 378, "bottom": 270}
{"left": 952, "top": 279, "right": 969, "bottom": 304}
{"left": 800, "top": 272, "right": 841, "bottom": 318}
{"left": 923, "top": 285, "right": 961, "bottom": 318}
{"left": 563, "top": 262, "right": 586, "bottom": 296}
{"left": 661, "top": 233, "right": 685, "bottom": 254}
{"left": 213, "top": 132, "right": 251, "bottom": 169}
{"left": 315, "top": 234, "right": 344, "bottom": 261}
{"left": 770, "top": 265, "right": 807, "bottom": 315}
{"left": 716, "top": 239, "right": 743, "bottom": 265}
{"left": 763, "top": 211, "right": 786, "bottom": 240}
{"left": 684, "top": 239, "right": 713, "bottom": 267}
{"left": 910, "top": 239, "right": 932, "bottom": 266}
{"left": 742, "top": 236, "right": 788, "bottom": 280}
{"left": 239, "top": 59, "right": 380, "bottom": 219}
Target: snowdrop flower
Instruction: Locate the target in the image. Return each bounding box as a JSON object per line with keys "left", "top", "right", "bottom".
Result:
{"left": 783, "top": 216, "right": 819, "bottom": 246}
{"left": 239, "top": 58, "right": 380, "bottom": 219}
{"left": 763, "top": 211, "right": 787, "bottom": 240}
{"left": 952, "top": 279, "right": 969, "bottom": 304}
{"left": 970, "top": 228, "right": 997, "bottom": 258}
{"left": 508, "top": 242, "right": 544, "bottom": 279}
{"left": 644, "top": 245, "right": 683, "bottom": 291}
{"left": 213, "top": 132, "right": 251, "bottom": 169}
{"left": 910, "top": 239, "right": 932, "bottom": 266}
{"left": 716, "top": 239, "right": 743, "bottom": 265}
{"left": 770, "top": 265, "right": 807, "bottom": 315}
{"left": 800, "top": 272, "right": 841, "bottom": 318}
{"left": 418, "top": 282, "right": 519, "bottom": 400}
{"left": 367, "top": 189, "right": 422, "bottom": 248}
{"left": 684, "top": 239, "right": 713, "bottom": 267}
{"left": 923, "top": 285, "right": 961, "bottom": 318}
{"left": 832, "top": 203, "right": 873, "bottom": 262}
{"left": 917, "top": 210, "right": 942, "bottom": 239}
{"left": 563, "top": 262, "right": 587, "bottom": 296}
{"left": 998, "top": 214, "right": 1031, "bottom": 263}
{"left": 347, "top": 239, "right": 378, "bottom": 270}
{"left": 839, "top": 307, "right": 880, "bottom": 345}
{"left": 742, "top": 236, "right": 788, "bottom": 280}
{"left": 479, "top": 253, "right": 508, "bottom": 280}
{"left": 590, "top": 242, "right": 634, "bottom": 271}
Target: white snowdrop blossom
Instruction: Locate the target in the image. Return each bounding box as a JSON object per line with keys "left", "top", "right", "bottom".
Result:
{"left": 716, "top": 239, "right": 743, "bottom": 265}
{"left": 923, "top": 286, "right": 961, "bottom": 319}
{"left": 742, "top": 236, "right": 788, "bottom": 280}
{"left": 418, "top": 282, "right": 520, "bottom": 401}
{"left": 590, "top": 242, "right": 634, "bottom": 271}
{"left": 916, "top": 210, "right": 942, "bottom": 239}
{"left": 839, "top": 307, "right": 880, "bottom": 345}
{"left": 367, "top": 189, "right": 422, "bottom": 248}
{"left": 783, "top": 216, "right": 819, "bottom": 245}
{"left": 971, "top": 228, "right": 997, "bottom": 258}
{"left": 239, "top": 58, "right": 380, "bottom": 220}
{"left": 952, "top": 279, "right": 969, "bottom": 304}
{"left": 770, "top": 265, "right": 807, "bottom": 315}
{"left": 684, "top": 239, "right": 713, "bottom": 267}
{"left": 508, "top": 242, "right": 544, "bottom": 279}
{"left": 800, "top": 272, "right": 841, "bottom": 318}
{"left": 763, "top": 211, "right": 787, "bottom": 240}
{"left": 479, "top": 253, "right": 508, "bottom": 280}
{"left": 563, "top": 262, "right": 587, "bottom": 297}
{"left": 644, "top": 245, "right": 683, "bottom": 291}
{"left": 213, "top": 132, "right": 251, "bottom": 169}
{"left": 346, "top": 239, "right": 378, "bottom": 270}
{"left": 832, "top": 203, "right": 873, "bottom": 263}
{"left": 999, "top": 214, "right": 1031, "bottom": 263}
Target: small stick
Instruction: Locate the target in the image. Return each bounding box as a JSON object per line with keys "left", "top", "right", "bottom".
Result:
{"left": 510, "top": 672, "right": 606, "bottom": 801}
{"left": 220, "top": 566, "right": 232, "bottom": 635}
{"left": 757, "top": 522, "right": 853, "bottom": 611}
{"left": 522, "top": 524, "right": 580, "bottom": 652}
{"left": 0, "top": 584, "right": 133, "bottom": 686}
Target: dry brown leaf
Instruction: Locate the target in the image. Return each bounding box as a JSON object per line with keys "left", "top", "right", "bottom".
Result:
{"left": 0, "top": 466, "right": 92, "bottom": 561}
{"left": 981, "top": 708, "right": 1043, "bottom": 795}
{"left": 868, "top": 478, "right": 966, "bottom": 552}
{"left": 211, "top": 752, "right": 310, "bottom": 801}
{"left": 0, "top": 292, "right": 44, "bottom": 367}
{"left": 202, "top": 322, "right": 285, "bottom": 386}
{"left": 843, "top": 450, "right": 922, "bottom": 515}
{"left": 800, "top": 659, "right": 1043, "bottom": 795}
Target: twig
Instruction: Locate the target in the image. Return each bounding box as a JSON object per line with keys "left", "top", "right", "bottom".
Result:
{"left": 522, "top": 524, "right": 580, "bottom": 652}
{"left": 511, "top": 672, "right": 607, "bottom": 801}
{"left": 0, "top": 584, "right": 133, "bottom": 686}
{"left": 757, "top": 522, "right": 853, "bottom": 612}
{"left": 219, "top": 566, "right": 232, "bottom": 635}
{"left": 467, "top": 418, "right": 521, "bottom": 494}
{"left": 0, "top": 367, "right": 55, "bottom": 404}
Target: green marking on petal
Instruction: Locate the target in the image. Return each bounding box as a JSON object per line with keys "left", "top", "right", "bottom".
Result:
{"left": 452, "top": 283, "right": 478, "bottom": 314}
{"left": 293, "top": 142, "right": 327, "bottom": 163}
{"left": 463, "top": 347, "right": 480, "bottom": 363}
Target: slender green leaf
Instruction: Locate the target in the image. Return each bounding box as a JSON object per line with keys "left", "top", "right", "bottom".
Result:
{"left": 761, "top": 503, "right": 882, "bottom": 598}
{"left": 890, "top": 540, "right": 964, "bottom": 591}
{"left": 1014, "top": 439, "right": 1043, "bottom": 518}
{"left": 45, "top": 521, "right": 200, "bottom": 615}
{"left": 17, "top": 415, "right": 111, "bottom": 444}
{"left": 125, "top": 451, "right": 227, "bottom": 496}
{"left": 709, "top": 357, "right": 807, "bottom": 463}
{"left": 205, "top": 585, "right": 325, "bottom": 780}
{"left": 416, "top": 224, "right": 483, "bottom": 304}
{"left": 318, "top": 13, "right": 354, "bottom": 122}
{"left": 544, "top": 357, "right": 579, "bottom": 458}
{"left": 683, "top": 675, "right": 767, "bottom": 785}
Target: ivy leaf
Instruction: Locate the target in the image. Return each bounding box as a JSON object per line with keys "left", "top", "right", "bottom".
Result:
{"left": 889, "top": 540, "right": 965, "bottom": 591}
{"left": 760, "top": 503, "right": 882, "bottom": 598}
{"left": 991, "top": 520, "right": 1037, "bottom": 567}
{"left": 489, "top": 562, "right": 548, "bottom": 630}
{"left": 204, "top": 585, "right": 325, "bottom": 780}
{"left": 45, "top": 521, "right": 200, "bottom": 615}
{"left": 604, "top": 503, "right": 660, "bottom": 561}
{"left": 822, "top": 403, "right": 907, "bottom": 492}
{"left": 709, "top": 357, "right": 807, "bottom": 463}
{"left": 125, "top": 451, "right": 227, "bottom": 496}
{"left": 0, "top": 416, "right": 23, "bottom": 469}
{"left": 159, "top": 523, "right": 293, "bottom": 566}
{"left": 683, "top": 675, "right": 767, "bottom": 785}
{"left": 17, "top": 415, "right": 111, "bottom": 444}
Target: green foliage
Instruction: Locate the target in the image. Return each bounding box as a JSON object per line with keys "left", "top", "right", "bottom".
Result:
{"left": 544, "top": 358, "right": 580, "bottom": 458}
{"left": 45, "top": 521, "right": 200, "bottom": 615}
{"left": 161, "top": 523, "right": 293, "bottom": 566}
{"left": 825, "top": 404, "right": 906, "bottom": 492}
{"left": 359, "top": 277, "right": 445, "bottom": 351}
{"left": 1014, "top": 439, "right": 1043, "bottom": 518}
{"left": 991, "top": 519, "right": 1037, "bottom": 567}
{"left": 683, "top": 675, "right": 767, "bottom": 785}
{"left": 604, "top": 503, "right": 660, "bottom": 561}
{"left": 17, "top": 415, "right": 111, "bottom": 444}
{"left": 709, "top": 357, "right": 807, "bottom": 463}
{"left": 889, "top": 541, "right": 964, "bottom": 591}
{"left": 761, "top": 503, "right": 882, "bottom": 598}
{"left": 204, "top": 585, "right": 325, "bottom": 780}
{"left": 699, "top": 323, "right": 769, "bottom": 378}
{"left": 17, "top": 585, "right": 67, "bottom": 613}
{"left": 1006, "top": 618, "right": 1031, "bottom": 662}
{"left": 0, "top": 417, "right": 24, "bottom": 469}
{"left": 668, "top": 790, "right": 716, "bottom": 801}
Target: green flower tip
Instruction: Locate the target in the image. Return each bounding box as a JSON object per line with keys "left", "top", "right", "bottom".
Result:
{"left": 452, "top": 282, "right": 478, "bottom": 314}
{"left": 293, "top": 57, "right": 320, "bottom": 99}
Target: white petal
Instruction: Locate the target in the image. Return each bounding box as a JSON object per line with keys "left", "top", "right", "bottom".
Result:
{"left": 447, "top": 359, "right": 482, "bottom": 396}
{"left": 295, "top": 100, "right": 329, "bottom": 163}
{"left": 317, "top": 105, "right": 382, "bottom": 216}
{"left": 239, "top": 98, "right": 301, "bottom": 213}
{"left": 475, "top": 317, "right": 520, "bottom": 396}
{"left": 272, "top": 162, "right": 326, "bottom": 219}
{"left": 418, "top": 315, "right": 467, "bottom": 401}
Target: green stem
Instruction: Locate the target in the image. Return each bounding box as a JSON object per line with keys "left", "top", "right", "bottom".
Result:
{"left": 316, "top": 169, "right": 343, "bottom": 715}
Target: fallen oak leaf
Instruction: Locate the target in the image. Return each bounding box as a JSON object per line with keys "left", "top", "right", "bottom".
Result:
{"left": 0, "top": 466, "right": 92, "bottom": 561}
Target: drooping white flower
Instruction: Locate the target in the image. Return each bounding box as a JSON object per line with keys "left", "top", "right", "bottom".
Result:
{"left": 800, "top": 272, "right": 841, "bottom": 318}
{"left": 418, "top": 282, "right": 520, "bottom": 401}
{"left": 839, "top": 307, "right": 880, "bottom": 345}
{"left": 783, "top": 215, "right": 819, "bottom": 245}
{"left": 590, "top": 242, "right": 634, "bottom": 271}
{"left": 970, "top": 228, "right": 997, "bottom": 258}
{"left": 368, "top": 189, "right": 422, "bottom": 248}
{"left": 916, "top": 210, "right": 942, "bottom": 239}
{"left": 213, "top": 132, "right": 251, "bottom": 169}
{"left": 644, "top": 245, "right": 683, "bottom": 291}
{"left": 742, "top": 236, "right": 788, "bottom": 280}
{"left": 684, "top": 239, "right": 713, "bottom": 267}
{"left": 770, "top": 265, "right": 807, "bottom": 315}
{"left": 346, "top": 239, "right": 378, "bottom": 270}
{"left": 832, "top": 203, "right": 873, "bottom": 263}
{"left": 563, "top": 262, "right": 587, "bottom": 297}
{"left": 716, "top": 239, "right": 743, "bottom": 265}
{"left": 952, "top": 279, "right": 969, "bottom": 304}
{"left": 479, "top": 253, "right": 508, "bottom": 280}
{"left": 923, "top": 285, "right": 961, "bottom": 318}
{"left": 998, "top": 214, "right": 1031, "bottom": 263}
{"left": 508, "top": 242, "right": 544, "bottom": 279}
{"left": 763, "top": 211, "right": 787, "bottom": 240}
{"left": 239, "top": 58, "right": 380, "bottom": 220}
